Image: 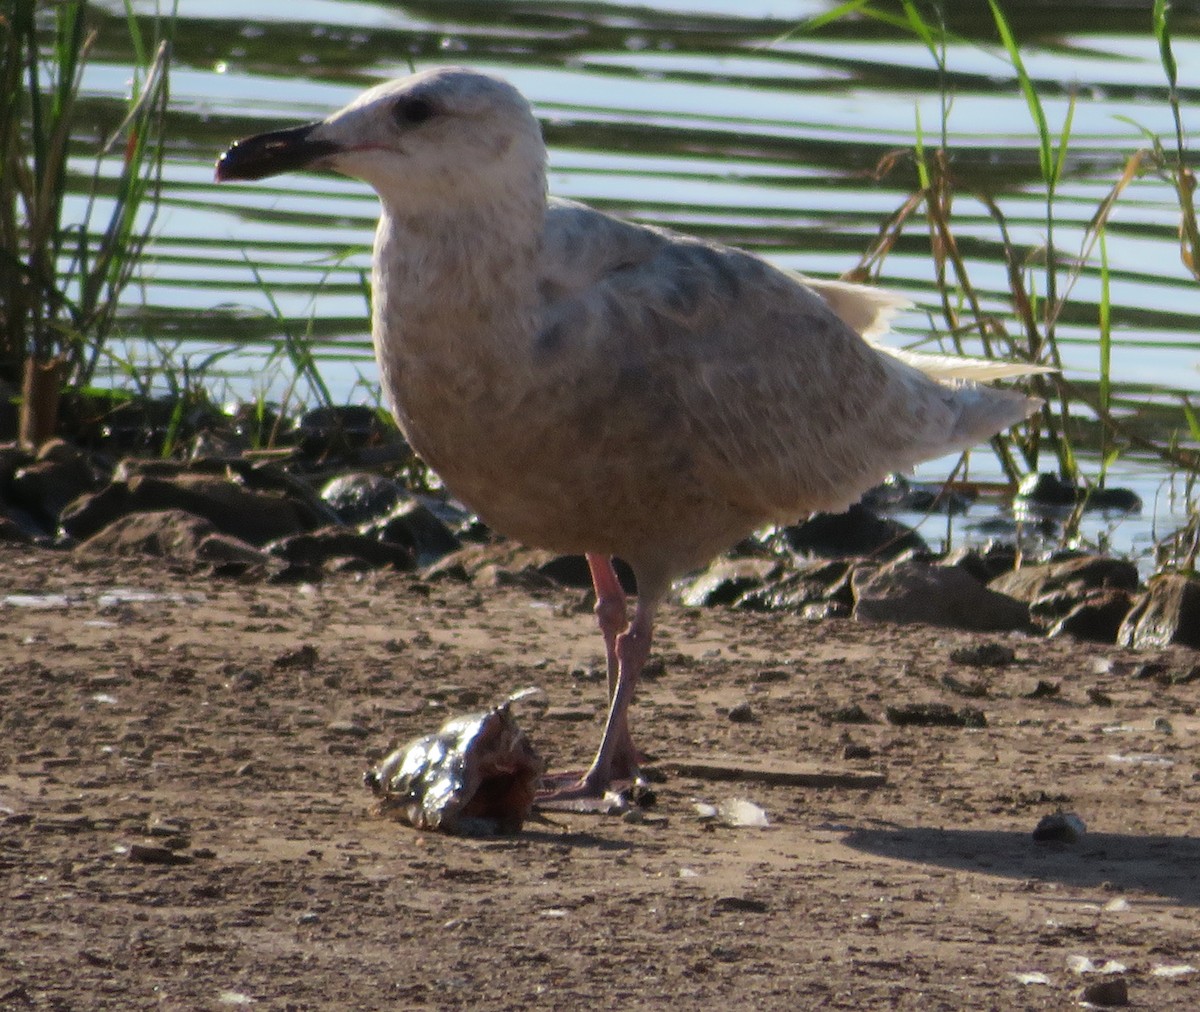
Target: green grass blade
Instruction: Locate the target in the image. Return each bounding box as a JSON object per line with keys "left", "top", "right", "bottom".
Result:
{"left": 987, "top": 0, "right": 1052, "bottom": 185}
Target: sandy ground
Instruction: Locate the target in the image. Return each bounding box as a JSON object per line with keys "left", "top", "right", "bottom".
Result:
{"left": 1, "top": 545, "right": 1198, "bottom": 1010}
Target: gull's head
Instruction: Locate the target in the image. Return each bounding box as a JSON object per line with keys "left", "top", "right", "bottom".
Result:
{"left": 216, "top": 67, "right": 546, "bottom": 212}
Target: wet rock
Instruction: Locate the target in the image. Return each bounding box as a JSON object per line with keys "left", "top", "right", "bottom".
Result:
{"left": 1016, "top": 472, "right": 1142, "bottom": 513}
{"left": 1118, "top": 574, "right": 1200, "bottom": 650}
{"left": 296, "top": 405, "right": 394, "bottom": 455}
{"left": 267, "top": 527, "right": 415, "bottom": 571}
{"left": 1046, "top": 589, "right": 1134, "bottom": 643}
{"left": 734, "top": 559, "right": 853, "bottom": 611}
{"left": 0, "top": 508, "right": 42, "bottom": 543}
{"left": 989, "top": 556, "right": 1140, "bottom": 604}
{"left": 366, "top": 497, "right": 461, "bottom": 567}
{"left": 861, "top": 474, "right": 974, "bottom": 514}
{"left": 853, "top": 560, "right": 1030, "bottom": 632}
{"left": 74, "top": 509, "right": 261, "bottom": 565}
{"left": 423, "top": 542, "right": 636, "bottom": 592}
{"left": 777, "top": 504, "right": 927, "bottom": 560}
{"left": 10, "top": 439, "right": 103, "bottom": 525}
{"left": 117, "top": 457, "right": 338, "bottom": 524}
{"left": 884, "top": 702, "right": 986, "bottom": 728}
{"left": 679, "top": 557, "right": 781, "bottom": 607}
{"left": 320, "top": 472, "right": 404, "bottom": 524}
{"left": 62, "top": 473, "right": 325, "bottom": 546}
{"left": 941, "top": 544, "right": 1019, "bottom": 583}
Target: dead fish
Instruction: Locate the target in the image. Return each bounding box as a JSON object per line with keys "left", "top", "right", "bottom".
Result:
{"left": 365, "top": 695, "right": 545, "bottom": 836}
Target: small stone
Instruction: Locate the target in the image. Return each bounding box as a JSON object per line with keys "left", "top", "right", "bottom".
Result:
{"left": 711, "top": 895, "right": 769, "bottom": 914}
{"left": 1078, "top": 977, "right": 1129, "bottom": 1007}
{"left": 128, "top": 842, "right": 192, "bottom": 866}
{"left": 842, "top": 743, "right": 873, "bottom": 760}
{"left": 1032, "top": 811, "right": 1086, "bottom": 844}
{"left": 543, "top": 706, "right": 595, "bottom": 722}
{"left": 754, "top": 668, "right": 790, "bottom": 684}
{"left": 326, "top": 720, "right": 368, "bottom": 738}
{"left": 949, "top": 642, "right": 1015, "bottom": 667}
{"left": 727, "top": 701, "right": 755, "bottom": 723}
{"left": 273, "top": 644, "right": 318, "bottom": 670}
{"left": 885, "top": 702, "right": 986, "bottom": 728}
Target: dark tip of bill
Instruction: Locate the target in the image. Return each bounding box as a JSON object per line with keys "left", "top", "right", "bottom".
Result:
{"left": 214, "top": 122, "right": 337, "bottom": 182}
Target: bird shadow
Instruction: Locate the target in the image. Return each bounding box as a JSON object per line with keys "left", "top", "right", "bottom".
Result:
{"left": 842, "top": 825, "right": 1200, "bottom": 906}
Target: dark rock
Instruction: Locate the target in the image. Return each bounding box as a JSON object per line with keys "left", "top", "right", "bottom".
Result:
{"left": 1016, "top": 472, "right": 1142, "bottom": 513}
{"left": 727, "top": 702, "right": 755, "bottom": 723}
{"left": 543, "top": 706, "right": 596, "bottom": 723}
{"left": 61, "top": 472, "right": 328, "bottom": 546}
{"left": 941, "top": 545, "right": 1019, "bottom": 583}
{"left": 948, "top": 642, "right": 1015, "bottom": 667}
{"left": 826, "top": 703, "right": 873, "bottom": 724}
{"left": 128, "top": 842, "right": 192, "bottom": 866}
{"left": 861, "top": 474, "right": 974, "bottom": 514}
{"left": 537, "top": 553, "right": 636, "bottom": 592}
{"left": 117, "top": 457, "right": 339, "bottom": 525}
{"left": 754, "top": 669, "right": 791, "bottom": 684}
{"left": 1077, "top": 977, "right": 1129, "bottom": 1007}
{"left": 734, "top": 559, "right": 853, "bottom": 611}
{"left": 267, "top": 527, "right": 414, "bottom": 570}
{"left": 320, "top": 472, "right": 405, "bottom": 524}
{"left": 1047, "top": 589, "right": 1134, "bottom": 643}
{"left": 712, "top": 896, "right": 769, "bottom": 914}
{"left": 428, "top": 543, "right": 637, "bottom": 592}
{"left": 884, "top": 703, "right": 986, "bottom": 728}
{"left": 842, "top": 743, "right": 873, "bottom": 760}
{"left": 273, "top": 645, "right": 318, "bottom": 670}
{"left": 853, "top": 560, "right": 1030, "bottom": 632}
{"left": 10, "top": 439, "right": 103, "bottom": 524}
{"left": 74, "top": 509, "right": 250, "bottom": 563}
{"left": 1022, "top": 680, "right": 1060, "bottom": 699}
{"left": 1032, "top": 811, "right": 1085, "bottom": 844}
{"left": 367, "top": 497, "right": 461, "bottom": 567}
{"left": 679, "top": 557, "right": 780, "bottom": 607}
{"left": 778, "top": 504, "right": 927, "bottom": 560}
{"left": 989, "top": 556, "right": 1140, "bottom": 603}
{"left": 296, "top": 405, "right": 394, "bottom": 455}
{"left": 1118, "top": 574, "right": 1200, "bottom": 649}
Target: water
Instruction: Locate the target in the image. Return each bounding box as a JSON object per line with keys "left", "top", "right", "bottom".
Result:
{"left": 70, "top": 0, "right": 1200, "bottom": 564}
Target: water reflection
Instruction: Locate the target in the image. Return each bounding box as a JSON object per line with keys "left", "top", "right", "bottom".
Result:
{"left": 71, "top": 0, "right": 1200, "bottom": 560}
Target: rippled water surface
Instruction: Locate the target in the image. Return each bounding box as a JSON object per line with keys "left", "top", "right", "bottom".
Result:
{"left": 73, "top": 0, "right": 1200, "bottom": 562}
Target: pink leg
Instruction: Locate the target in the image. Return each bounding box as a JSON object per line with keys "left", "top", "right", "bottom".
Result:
{"left": 541, "top": 562, "right": 661, "bottom": 802}
{"left": 578, "top": 591, "right": 657, "bottom": 792}
{"left": 587, "top": 553, "right": 627, "bottom": 703}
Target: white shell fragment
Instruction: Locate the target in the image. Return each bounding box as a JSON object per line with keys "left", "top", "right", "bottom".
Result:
{"left": 365, "top": 701, "right": 545, "bottom": 835}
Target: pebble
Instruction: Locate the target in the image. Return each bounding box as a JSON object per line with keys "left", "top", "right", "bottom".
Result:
{"left": 1078, "top": 976, "right": 1129, "bottom": 1007}
{"left": 1032, "top": 811, "right": 1086, "bottom": 844}
{"left": 727, "top": 701, "right": 755, "bottom": 723}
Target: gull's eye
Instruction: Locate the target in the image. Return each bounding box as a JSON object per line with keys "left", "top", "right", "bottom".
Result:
{"left": 393, "top": 97, "right": 435, "bottom": 127}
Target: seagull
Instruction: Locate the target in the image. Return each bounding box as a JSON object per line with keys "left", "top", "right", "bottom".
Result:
{"left": 217, "top": 67, "right": 1045, "bottom": 803}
